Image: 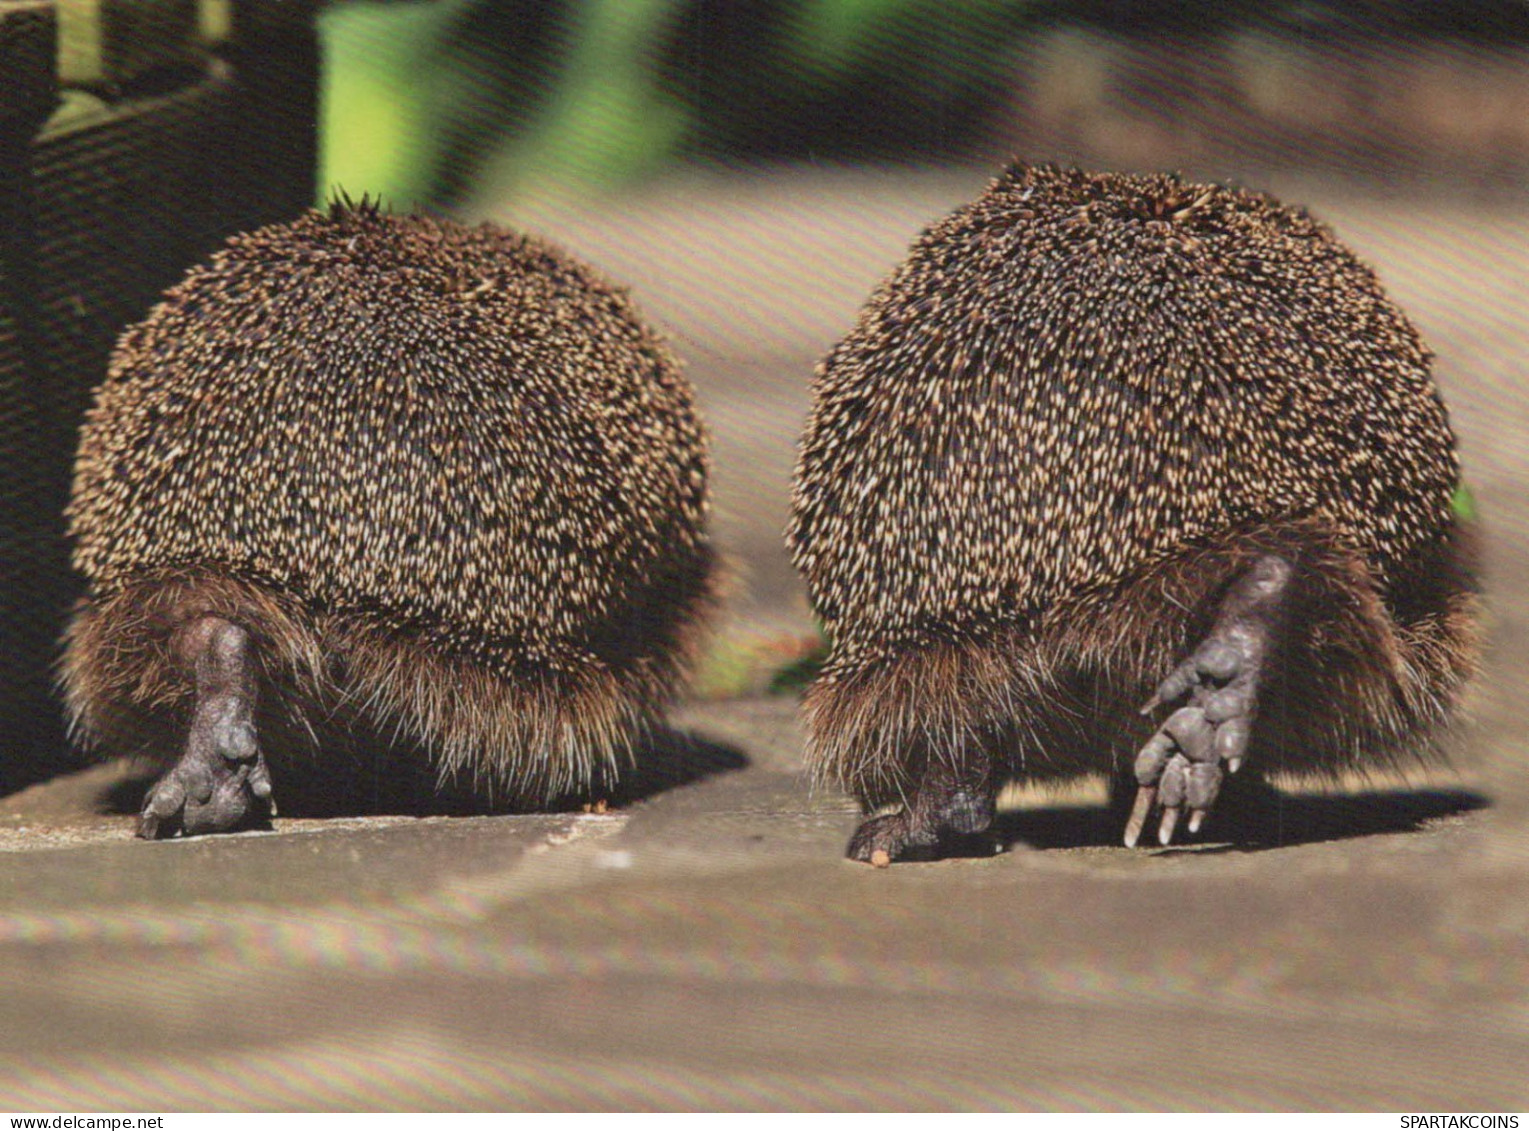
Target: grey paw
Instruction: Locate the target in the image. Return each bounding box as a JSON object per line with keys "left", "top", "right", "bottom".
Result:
{"left": 1125, "top": 554, "right": 1291, "bottom": 848}
{"left": 846, "top": 782, "right": 997, "bottom": 866}
{"left": 846, "top": 810, "right": 936, "bottom": 867}
{"left": 139, "top": 618, "right": 274, "bottom": 839}
{"left": 139, "top": 739, "right": 273, "bottom": 838}
{"left": 1125, "top": 704, "right": 1239, "bottom": 847}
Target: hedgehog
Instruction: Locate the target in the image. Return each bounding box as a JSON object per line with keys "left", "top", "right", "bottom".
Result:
{"left": 787, "top": 164, "right": 1480, "bottom": 865}
{"left": 62, "top": 201, "right": 714, "bottom": 837}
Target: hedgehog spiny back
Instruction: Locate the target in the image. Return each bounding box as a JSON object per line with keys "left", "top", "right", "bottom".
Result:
{"left": 790, "top": 164, "right": 1458, "bottom": 663}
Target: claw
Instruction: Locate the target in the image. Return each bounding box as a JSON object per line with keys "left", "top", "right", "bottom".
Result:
{"left": 1158, "top": 805, "right": 1181, "bottom": 845}
{"left": 1123, "top": 785, "right": 1156, "bottom": 847}
{"left": 250, "top": 760, "right": 274, "bottom": 802}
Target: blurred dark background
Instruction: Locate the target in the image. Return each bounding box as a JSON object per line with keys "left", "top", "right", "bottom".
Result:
{"left": 321, "top": 0, "right": 1529, "bottom": 210}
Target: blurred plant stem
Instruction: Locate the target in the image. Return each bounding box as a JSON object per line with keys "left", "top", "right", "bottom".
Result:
{"left": 319, "top": 0, "right": 455, "bottom": 209}
{"left": 470, "top": 0, "right": 690, "bottom": 209}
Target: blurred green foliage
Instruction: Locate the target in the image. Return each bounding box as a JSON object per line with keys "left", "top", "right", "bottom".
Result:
{"left": 319, "top": 0, "right": 1529, "bottom": 210}
{"left": 319, "top": 0, "right": 1042, "bottom": 209}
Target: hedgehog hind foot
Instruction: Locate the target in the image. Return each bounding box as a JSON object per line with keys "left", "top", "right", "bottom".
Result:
{"left": 847, "top": 759, "right": 998, "bottom": 866}
{"left": 139, "top": 617, "right": 274, "bottom": 839}
{"left": 1125, "top": 553, "right": 1293, "bottom": 848}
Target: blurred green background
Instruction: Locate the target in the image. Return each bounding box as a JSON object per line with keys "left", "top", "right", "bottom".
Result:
{"left": 319, "top": 0, "right": 1529, "bottom": 213}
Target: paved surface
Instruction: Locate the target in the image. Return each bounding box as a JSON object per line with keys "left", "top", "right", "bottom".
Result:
{"left": 1, "top": 170, "right": 1525, "bottom": 1110}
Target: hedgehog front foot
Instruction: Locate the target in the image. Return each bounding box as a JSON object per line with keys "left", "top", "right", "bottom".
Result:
{"left": 847, "top": 760, "right": 997, "bottom": 866}
{"left": 139, "top": 618, "right": 273, "bottom": 839}
{"left": 1125, "top": 554, "right": 1293, "bottom": 848}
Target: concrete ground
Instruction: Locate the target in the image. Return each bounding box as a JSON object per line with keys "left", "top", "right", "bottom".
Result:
{"left": 1, "top": 169, "right": 1525, "bottom": 1110}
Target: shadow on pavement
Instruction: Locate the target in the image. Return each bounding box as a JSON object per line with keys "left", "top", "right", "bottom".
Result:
{"left": 94, "top": 726, "right": 749, "bottom": 824}
{"left": 998, "top": 783, "right": 1490, "bottom": 853}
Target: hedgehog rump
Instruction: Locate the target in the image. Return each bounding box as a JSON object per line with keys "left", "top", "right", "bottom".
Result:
{"left": 62, "top": 557, "right": 717, "bottom": 803}
{"left": 61, "top": 205, "right": 715, "bottom": 818}
{"left": 789, "top": 165, "right": 1480, "bottom": 830}
{"left": 803, "top": 519, "right": 1480, "bottom": 809}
